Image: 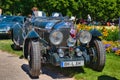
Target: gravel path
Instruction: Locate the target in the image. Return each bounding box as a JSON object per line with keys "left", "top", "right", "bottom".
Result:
{"left": 0, "top": 50, "right": 74, "bottom": 80}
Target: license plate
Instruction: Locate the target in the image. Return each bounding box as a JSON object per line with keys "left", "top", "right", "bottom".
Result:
{"left": 61, "top": 61, "right": 84, "bottom": 67}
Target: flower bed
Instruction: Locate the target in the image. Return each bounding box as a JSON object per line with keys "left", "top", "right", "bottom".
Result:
{"left": 103, "top": 40, "right": 120, "bottom": 55}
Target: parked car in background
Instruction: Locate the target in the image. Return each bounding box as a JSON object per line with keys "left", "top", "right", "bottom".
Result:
{"left": 11, "top": 11, "right": 106, "bottom": 78}
{"left": 0, "top": 15, "right": 5, "bottom": 22}
{"left": 0, "top": 15, "right": 25, "bottom": 38}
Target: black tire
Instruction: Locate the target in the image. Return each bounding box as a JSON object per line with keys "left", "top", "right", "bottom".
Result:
{"left": 23, "top": 40, "right": 29, "bottom": 59}
{"left": 88, "top": 40, "right": 106, "bottom": 71}
{"left": 28, "top": 39, "right": 41, "bottom": 77}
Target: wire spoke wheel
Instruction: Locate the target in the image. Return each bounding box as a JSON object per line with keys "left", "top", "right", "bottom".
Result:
{"left": 89, "top": 40, "right": 106, "bottom": 71}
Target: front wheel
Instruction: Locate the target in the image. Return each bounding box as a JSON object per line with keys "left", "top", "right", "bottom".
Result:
{"left": 28, "top": 39, "right": 41, "bottom": 77}
{"left": 88, "top": 40, "right": 106, "bottom": 71}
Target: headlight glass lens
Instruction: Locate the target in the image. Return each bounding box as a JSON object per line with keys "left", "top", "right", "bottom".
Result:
{"left": 58, "top": 48, "right": 64, "bottom": 57}
{"left": 75, "top": 48, "right": 82, "bottom": 56}
{"left": 79, "top": 30, "right": 92, "bottom": 44}
{"left": 49, "top": 30, "right": 63, "bottom": 45}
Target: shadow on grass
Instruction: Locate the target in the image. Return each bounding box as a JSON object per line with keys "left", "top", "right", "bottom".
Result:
{"left": 98, "top": 75, "right": 118, "bottom": 80}
{"left": 0, "top": 36, "right": 10, "bottom": 40}
{"left": 19, "top": 55, "right": 24, "bottom": 59}
{"left": 21, "top": 64, "right": 85, "bottom": 79}
{"left": 11, "top": 44, "right": 22, "bottom": 51}
{"left": 45, "top": 64, "right": 85, "bottom": 77}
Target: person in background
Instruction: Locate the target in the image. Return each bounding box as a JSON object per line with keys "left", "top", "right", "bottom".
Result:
{"left": 31, "top": 7, "right": 38, "bottom": 17}
{"left": 70, "top": 16, "right": 76, "bottom": 24}
{"left": 30, "top": 7, "right": 39, "bottom": 22}
{"left": 0, "top": 8, "right": 3, "bottom": 21}
{"left": 17, "top": 13, "right": 22, "bottom": 16}
{"left": 0, "top": 8, "right": 2, "bottom": 16}
{"left": 87, "top": 14, "right": 91, "bottom": 25}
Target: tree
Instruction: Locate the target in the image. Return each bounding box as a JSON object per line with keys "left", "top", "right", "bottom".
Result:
{"left": 0, "top": 0, "right": 119, "bottom": 22}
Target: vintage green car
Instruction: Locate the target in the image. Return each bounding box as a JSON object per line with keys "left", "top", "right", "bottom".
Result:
{"left": 11, "top": 12, "right": 106, "bottom": 77}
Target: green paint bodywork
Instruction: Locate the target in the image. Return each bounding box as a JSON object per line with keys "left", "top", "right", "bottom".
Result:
{"left": 26, "top": 29, "right": 39, "bottom": 39}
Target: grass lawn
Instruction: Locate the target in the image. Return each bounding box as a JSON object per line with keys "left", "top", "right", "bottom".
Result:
{"left": 0, "top": 39, "right": 120, "bottom": 80}
{"left": 74, "top": 53, "right": 120, "bottom": 80}
{"left": 0, "top": 39, "right": 22, "bottom": 56}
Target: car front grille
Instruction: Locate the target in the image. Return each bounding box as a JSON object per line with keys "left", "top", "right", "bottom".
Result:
{"left": 59, "top": 28, "right": 70, "bottom": 46}
{"left": 35, "top": 27, "right": 70, "bottom": 47}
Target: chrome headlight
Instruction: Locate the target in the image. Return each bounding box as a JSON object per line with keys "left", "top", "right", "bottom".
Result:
{"left": 75, "top": 48, "right": 83, "bottom": 56}
{"left": 58, "top": 48, "right": 64, "bottom": 57}
{"left": 79, "top": 30, "right": 92, "bottom": 44}
{"left": 49, "top": 30, "right": 63, "bottom": 45}
{"left": 67, "top": 36, "right": 76, "bottom": 47}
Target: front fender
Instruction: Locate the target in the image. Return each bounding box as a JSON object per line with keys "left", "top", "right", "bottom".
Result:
{"left": 25, "top": 29, "right": 49, "bottom": 46}
{"left": 25, "top": 29, "right": 39, "bottom": 39}
{"left": 90, "top": 29, "right": 102, "bottom": 37}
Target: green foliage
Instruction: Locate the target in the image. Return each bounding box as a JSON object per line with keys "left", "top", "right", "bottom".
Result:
{"left": 104, "top": 28, "right": 119, "bottom": 41}
{"left": 0, "top": 0, "right": 120, "bottom": 21}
